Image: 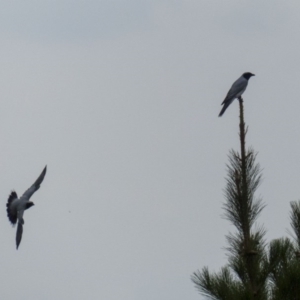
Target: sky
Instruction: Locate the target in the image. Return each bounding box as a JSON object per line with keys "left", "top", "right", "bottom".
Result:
{"left": 1, "top": 1, "right": 300, "bottom": 299}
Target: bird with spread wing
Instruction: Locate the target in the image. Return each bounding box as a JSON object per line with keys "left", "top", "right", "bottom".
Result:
{"left": 6, "top": 166, "right": 47, "bottom": 249}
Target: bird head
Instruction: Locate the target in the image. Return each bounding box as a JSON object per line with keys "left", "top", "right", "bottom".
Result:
{"left": 25, "top": 202, "right": 34, "bottom": 210}
{"left": 243, "top": 72, "right": 255, "bottom": 80}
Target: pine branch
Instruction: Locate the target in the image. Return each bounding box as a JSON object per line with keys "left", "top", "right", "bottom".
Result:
{"left": 290, "top": 201, "right": 300, "bottom": 248}
{"left": 268, "top": 238, "right": 300, "bottom": 299}
{"left": 191, "top": 267, "right": 246, "bottom": 300}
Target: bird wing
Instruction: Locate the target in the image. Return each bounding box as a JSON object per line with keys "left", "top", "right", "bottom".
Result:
{"left": 6, "top": 191, "right": 18, "bottom": 225}
{"left": 221, "top": 77, "right": 247, "bottom": 105}
{"left": 20, "top": 166, "right": 47, "bottom": 202}
{"left": 16, "top": 221, "right": 23, "bottom": 249}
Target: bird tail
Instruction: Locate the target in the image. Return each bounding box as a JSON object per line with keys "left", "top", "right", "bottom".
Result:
{"left": 218, "top": 103, "right": 228, "bottom": 117}
{"left": 218, "top": 97, "right": 235, "bottom": 117}
{"left": 16, "top": 222, "right": 23, "bottom": 249}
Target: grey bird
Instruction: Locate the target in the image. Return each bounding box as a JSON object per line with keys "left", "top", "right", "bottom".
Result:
{"left": 218, "top": 72, "right": 255, "bottom": 117}
{"left": 6, "top": 166, "right": 47, "bottom": 249}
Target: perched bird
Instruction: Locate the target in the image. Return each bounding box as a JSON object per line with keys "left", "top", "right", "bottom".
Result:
{"left": 218, "top": 72, "right": 255, "bottom": 117}
{"left": 6, "top": 166, "right": 47, "bottom": 249}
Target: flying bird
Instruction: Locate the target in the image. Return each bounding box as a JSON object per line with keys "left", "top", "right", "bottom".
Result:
{"left": 6, "top": 166, "right": 47, "bottom": 249}
{"left": 218, "top": 72, "right": 255, "bottom": 117}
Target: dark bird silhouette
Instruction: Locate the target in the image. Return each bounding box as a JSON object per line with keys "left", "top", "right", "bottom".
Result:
{"left": 6, "top": 166, "right": 47, "bottom": 249}
{"left": 219, "top": 72, "right": 255, "bottom": 117}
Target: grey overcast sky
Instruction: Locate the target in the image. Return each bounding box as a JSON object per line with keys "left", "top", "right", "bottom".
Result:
{"left": 1, "top": 1, "right": 300, "bottom": 299}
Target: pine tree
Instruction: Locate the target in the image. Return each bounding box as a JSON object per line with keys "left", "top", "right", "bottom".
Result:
{"left": 269, "top": 202, "right": 300, "bottom": 299}
{"left": 191, "top": 97, "right": 300, "bottom": 299}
